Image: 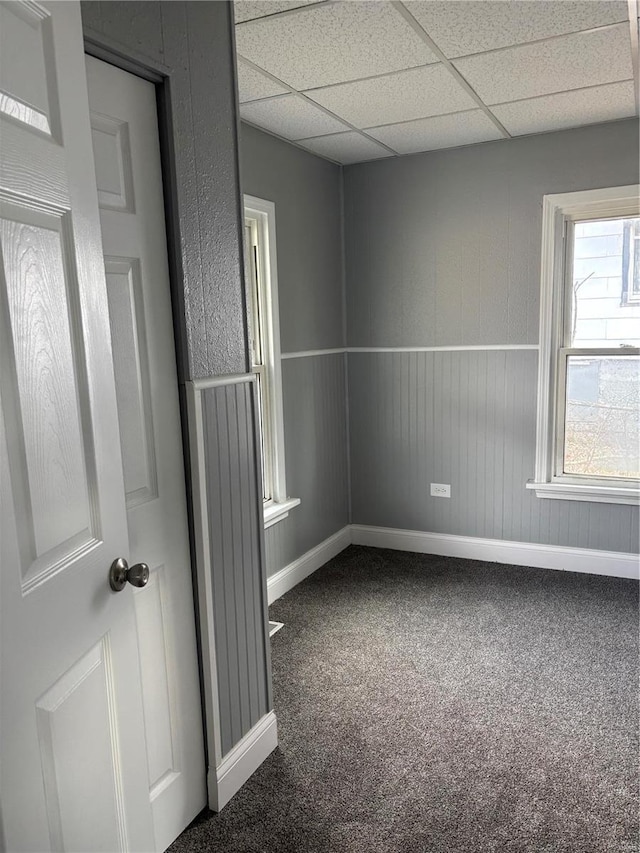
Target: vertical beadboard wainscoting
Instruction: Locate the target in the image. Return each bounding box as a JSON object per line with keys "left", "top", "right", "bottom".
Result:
{"left": 348, "top": 349, "right": 640, "bottom": 554}
{"left": 187, "top": 375, "right": 277, "bottom": 812}
{"left": 264, "top": 352, "right": 351, "bottom": 581}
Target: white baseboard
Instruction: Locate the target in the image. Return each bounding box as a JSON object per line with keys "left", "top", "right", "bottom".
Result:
{"left": 350, "top": 525, "right": 639, "bottom": 580}
{"left": 267, "top": 526, "right": 351, "bottom": 603}
{"left": 208, "top": 711, "right": 278, "bottom": 812}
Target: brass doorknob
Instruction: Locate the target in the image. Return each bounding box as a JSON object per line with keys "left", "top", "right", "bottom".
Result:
{"left": 109, "top": 557, "right": 150, "bottom": 591}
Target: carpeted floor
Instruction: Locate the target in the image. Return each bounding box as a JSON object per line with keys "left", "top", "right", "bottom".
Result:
{"left": 169, "top": 545, "right": 639, "bottom": 853}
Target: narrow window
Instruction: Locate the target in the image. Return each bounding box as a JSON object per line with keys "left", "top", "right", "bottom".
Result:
{"left": 243, "top": 195, "right": 300, "bottom": 526}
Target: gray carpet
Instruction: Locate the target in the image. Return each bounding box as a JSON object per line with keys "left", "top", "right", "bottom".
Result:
{"left": 169, "top": 545, "right": 639, "bottom": 853}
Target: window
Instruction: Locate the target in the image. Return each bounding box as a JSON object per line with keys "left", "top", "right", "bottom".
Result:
{"left": 243, "top": 195, "right": 299, "bottom": 527}
{"left": 529, "top": 185, "right": 640, "bottom": 505}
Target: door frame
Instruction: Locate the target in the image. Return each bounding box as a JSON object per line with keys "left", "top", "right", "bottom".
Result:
{"left": 82, "top": 30, "right": 210, "bottom": 767}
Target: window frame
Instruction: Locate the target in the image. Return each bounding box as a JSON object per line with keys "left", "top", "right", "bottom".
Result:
{"left": 622, "top": 218, "right": 640, "bottom": 305}
{"left": 528, "top": 185, "right": 640, "bottom": 506}
{"left": 243, "top": 194, "right": 300, "bottom": 528}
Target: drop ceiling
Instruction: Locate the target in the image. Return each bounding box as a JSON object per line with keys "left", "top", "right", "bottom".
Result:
{"left": 234, "top": 0, "right": 640, "bottom": 165}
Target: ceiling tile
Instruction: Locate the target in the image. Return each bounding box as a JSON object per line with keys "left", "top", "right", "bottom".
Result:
{"left": 367, "top": 110, "right": 503, "bottom": 155}
{"left": 297, "top": 131, "right": 391, "bottom": 164}
{"left": 492, "top": 81, "right": 637, "bottom": 136}
{"left": 405, "top": 1, "right": 629, "bottom": 59}
{"left": 235, "top": 1, "right": 438, "bottom": 90}
{"left": 306, "top": 64, "right": 476, "bottom": 129}
{"left": 454, "top": 24, "right": 633, "bottom": 105}
{"left": 240, "top": 94, "right": 349, "bottom": 140}
{"left": 234, "top": 1, "right": 326, "bottom": 24}
{"left": 237, "top": 62, "right": 289, "bottom": 103}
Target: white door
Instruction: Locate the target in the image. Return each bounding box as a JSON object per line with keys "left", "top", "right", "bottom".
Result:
{"left": 85, "top": 55, "right": 205, "bottom": 851}
{"left": 0, "top": 3, "right": 204, "bottom": 850}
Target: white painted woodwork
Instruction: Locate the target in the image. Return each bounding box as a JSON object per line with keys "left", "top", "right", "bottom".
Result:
{"left": 0, "top": 0, "right": 54, "bottom": 135}
{"left": 35, "top": 639, "right": 128, "bottom": 853}
{"left": 86, "top": 55, "right": 206, "bottom": 851}
{"left": 0, "top": 3, "right": 154, "bottom": 851}
{"left": 104, "top": 256, "right": 158, "bottom": 509}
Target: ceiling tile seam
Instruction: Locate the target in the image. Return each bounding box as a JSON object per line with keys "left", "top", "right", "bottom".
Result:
{"left": 240, "top": 92, "right": 295, "bottom": 106}
{"left": 628, "top": 0, "right": 640, "bottom": 110}
{"left": 488, "top": 77, "right": 636, "bottom": 109}
{"left": 295, "top": 130, "right": 370, "bottom": 142}
{"left": 361, "top": 107, "right": 480, "bottom": 132}
{"left": 300, "top": 62, "right": 439, "bottom": 93}
{"left": 237, "top": 55, "right": 297, "bottom": 93}
{"left": 237, "top": 54, "right": 400, "bottom": 155}
{"left": 295, "top": 90, "right": 401, "bottom": 152}
{"left": 442, "top": 20, "right": 632, "bottom": 63}
{"left": 391, "top": 0, "right": 511, "bottom": 139}
{"left": 282, "top": 77, "right": 637, "bottom": 123}
{"left": 238, "top": 53, "right": 439, "bottom": 95}
{"left": 489, "top": 78, "right": 635, "bottom": 105}
{"left": 240, "top": 117, "right": 345, "bottom": 165}
{"left": 235, "top": 0, "right": 335, "bottom": 27}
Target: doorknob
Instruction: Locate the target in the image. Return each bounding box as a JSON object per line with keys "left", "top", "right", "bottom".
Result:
{"left": 109, "top": 558, "right": 150, "bottom": 591}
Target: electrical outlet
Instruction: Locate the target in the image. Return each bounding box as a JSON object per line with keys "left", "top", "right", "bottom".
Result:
{"left": 430, "top": 483, "right": 451, "bottom": 498}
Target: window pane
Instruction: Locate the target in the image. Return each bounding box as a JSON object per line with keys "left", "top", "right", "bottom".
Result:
{"left": 571, "top": 218, "right": 640, "bottom": 347}
{"left": 563, "top": 355, "right": 639, "bottom": 479}
{"left": 254, "top": 371, "right": 270, "bottom": 500}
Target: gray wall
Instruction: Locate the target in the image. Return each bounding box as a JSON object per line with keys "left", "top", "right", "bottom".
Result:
{"left": 265, "top": 354, "right": 349, "bottom": 575}
{"left": 349, "top": 350, "right": 639, "bottom": 552}
{"left": 344, "top": 119, "right": 639, "bottom": 554}
{"left": 345, "top": 120, "right": 638, "bottom": 349}
{"left": 81, "top": 2, "right": 270, "bottom": 770}
{"left": 240, "top": 124, "right": 344, "bottom": 354}
{"left": 82, "top": 0, "right": 248, "bottom": 379}
{"left": 240, "top": 125, "right": 350, "bottom": 577}
{"left": 202, "top": 382, "right": 271, "bottom": 756}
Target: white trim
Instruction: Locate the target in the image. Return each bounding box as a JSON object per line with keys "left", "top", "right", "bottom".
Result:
{"left": 185, "top": 382, "right": 223, "bottom": 767}
{"left": 191, "top": 373, "right": 254, "bottom": 390}
{"left": 347, "top": 345, "right": 539, "bottom": 353}
{"left": 263, "top": 496, "right": 301, "bottom": 529}
{"left": 244, "top": 195, "right": 289, "bottom": 506}
{"left": 281, "top": 348, "right": 346, "bottom": 359}
{"left": 281, "top": 346, "right": 539, "bottom": 358}
{"left": 267, "top": 526, "right": 351, "bottom": 604}
{"left": 534, "top": 184, "right": 640, "bottom": 503}
{"left": 526, "top": 481, "right": 639, "bottom": 505}
{"left": 541, "top": 185, "right": 640, "bottom": 221}
{"left": 209, "top": 711, "right": 278, "bottom": 813}
{"left": 350, "top": 525, "right": 639, "bottom": 580}
{"left": 264, "top": 525, "right": 639, "bottom": 605}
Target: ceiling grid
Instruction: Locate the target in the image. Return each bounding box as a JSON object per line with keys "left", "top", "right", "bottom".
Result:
{"left": 234, "top": 0, "right": 639, "bottom": 164}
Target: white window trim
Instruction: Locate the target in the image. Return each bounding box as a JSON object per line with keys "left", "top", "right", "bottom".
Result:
{"left": 528, "top": 184, "right": 640, "bottom": 506}
{"left": 244, "top": 194, "right": 300, "bottom": 527}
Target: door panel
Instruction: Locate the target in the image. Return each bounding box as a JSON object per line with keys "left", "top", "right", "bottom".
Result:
{"left": 35, "top": 638, "right": 128, "bottom": 853}
{"left": 134, "top": 567, "right": 179, "bottom": 794}
{"left": 0, "top": 0, "right": 57, "bottom": 136}
{"left": 0, "top": 3, "right": 154, "bottom": 850}
{"left": 85, "top": 54, "right": 206, "bottom": 851}
{"left": 105, "top": 255, "right": 158, "bottom": 509}
{"left": 0, "top": 204, "right": 102, "bottom": 593}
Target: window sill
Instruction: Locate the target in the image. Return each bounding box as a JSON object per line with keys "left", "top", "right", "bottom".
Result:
{"left": 263, "top": 497, "right": 301, "bottom": 529}
{"left": 526, "top": 481, "right": 639, "bottom": 506}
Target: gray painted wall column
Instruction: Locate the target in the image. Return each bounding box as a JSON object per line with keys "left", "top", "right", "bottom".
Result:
{"left": 82, "top": 0, "right": 248, "bottom": 379}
